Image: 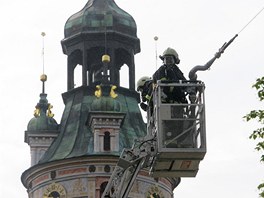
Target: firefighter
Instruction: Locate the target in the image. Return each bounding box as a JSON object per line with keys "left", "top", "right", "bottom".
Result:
{"left": 136, "top": 76, "right": 153, "bottom": 112}
{"left": 153, "top": 48, "right": 189, "bottom": 147}
{"left": 152, "top": 47, "right": 187, "bottom": 103}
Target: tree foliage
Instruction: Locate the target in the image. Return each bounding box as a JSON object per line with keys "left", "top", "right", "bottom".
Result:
{"left": 244, "top": 77, "right": 264, "bottom": 197}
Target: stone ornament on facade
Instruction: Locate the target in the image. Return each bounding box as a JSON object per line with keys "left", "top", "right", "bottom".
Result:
{"left": 43, "top": 183, "right": 66, "bottom": 198}
{"left": 72, "top": 179, "right": 87, "bottom": 194}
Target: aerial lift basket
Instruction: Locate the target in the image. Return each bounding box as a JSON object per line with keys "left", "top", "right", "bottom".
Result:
{"left": 150, "top": 80, "right": 206, "bottom": 177}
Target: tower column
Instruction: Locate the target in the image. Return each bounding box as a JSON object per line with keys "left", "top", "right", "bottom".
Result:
{"left": 82, "top": 48, "right": 88, "bottom": 86}
{"left": 67, "top": 56, "right": 75, "bottom": 90}
{"left": 88, "top": 70, "right": 93, "bottom": 86}
{"left": 109, "top": 48, "right": 119, "bottom": 86}
{"left": 129, "top": 52, "right": 135, "bottom": 90}
{"left": 88, "top": 178, "right": 96, "bottom": 198}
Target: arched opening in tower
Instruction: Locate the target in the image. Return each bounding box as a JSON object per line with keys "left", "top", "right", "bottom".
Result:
{"left": 120, "top": 64, "right": 129, "bottom": 88}
{"left": 74, "top": 64, "right": 82, "bottom": 88}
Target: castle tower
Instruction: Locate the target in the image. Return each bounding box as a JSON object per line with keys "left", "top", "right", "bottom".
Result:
{"left": 21, "top": 1, "right": 180, "bottom": 197}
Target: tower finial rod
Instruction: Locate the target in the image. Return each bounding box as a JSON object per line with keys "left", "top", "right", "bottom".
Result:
{"left": 41, "top": 32, "right": 46, "bottom": 74}
{"left": 40, "top": 32, "right": 47, "bottom": 94}
{"left": 154, "top": 36, "right": 159, "bottom": 70}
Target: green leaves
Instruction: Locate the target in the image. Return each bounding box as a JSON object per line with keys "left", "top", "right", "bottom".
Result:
{"left": 256, "top": 141, "right": 264, "bottom": 152}
{"left": 244, "top": 110, "right": 264, "bottom": 123}
{"left": 258, "top": 183, "right": 264, "bottom": 197}
{"left": 245, "top": 77, "right": 264, "bottom": 197}
{"left": 253, "top": 77, "right": 264, "bottom": 101}
{"left": 249, "top": 128, "right": 264, "bottom": 139}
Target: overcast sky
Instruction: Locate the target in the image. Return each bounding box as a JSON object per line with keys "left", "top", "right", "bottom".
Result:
{"left": 0, "top": 0, "right": 264, "bottom": 197}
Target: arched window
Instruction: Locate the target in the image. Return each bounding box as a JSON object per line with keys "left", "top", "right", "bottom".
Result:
{"left": 74, "top": 64, "right": 82, "bottom": 88}
{"left": 120, "top": 64, "right": 129, "bottom": 88}
{"left": 104, "top": 131, "right": 111, "bottom": 151}
{"left": 48, "top": 191, "right": 60, "bottom": 198}
{"left": 100, "top": 181, "right": 108, "bottom": 197}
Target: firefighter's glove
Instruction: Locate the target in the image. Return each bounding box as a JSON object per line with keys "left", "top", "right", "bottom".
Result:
{"left": 145, "top": 95, "right": 151, "bottom": 101}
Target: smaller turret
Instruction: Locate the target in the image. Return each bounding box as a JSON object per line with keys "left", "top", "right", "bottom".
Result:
{"left": 24, "top": 74, "right": 59, "bottom": 166}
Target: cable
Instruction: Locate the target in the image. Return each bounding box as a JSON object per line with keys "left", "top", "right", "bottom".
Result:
{"left": 238, "top": 5, "right": 264, "bottom": 34}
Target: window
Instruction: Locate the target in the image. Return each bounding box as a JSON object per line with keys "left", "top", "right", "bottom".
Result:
{"left": 104, "top": 131, "right": 111, "bottom": 151}
{"left": 100, "top": 182, "right": 108, "bottom": 197}
{"left": 74, "top": 64, "right": 82, "bottom": 87}
{"left": 48, "top": 191, "right": 60, "bottom": 197}
{"left": 120, "top": 64, "right": 129, "bottom": 88}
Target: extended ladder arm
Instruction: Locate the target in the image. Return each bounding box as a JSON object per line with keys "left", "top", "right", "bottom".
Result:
{"left": 101, "top": 136, "right": 156, "bottom": 198}
{"left": 102, "top": 81, "right": 206, "bottom": 197}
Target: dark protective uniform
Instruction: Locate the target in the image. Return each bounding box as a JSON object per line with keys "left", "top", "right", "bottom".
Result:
{"left": 153, "top": 64, "right": 192, "bottom": 147}
{"left": 152, "top": 64, "right": 187, "bottom": 103}
{"left": 139, "top": 80, "right": 153, "bottom": 111}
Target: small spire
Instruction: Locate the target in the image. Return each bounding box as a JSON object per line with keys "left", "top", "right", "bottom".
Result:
{"left": 41, "top": 32, "right": 46, "bottom": 74}
{"left": 32, "top": 32, "right": 54, "bottom": 118}
{"left": 40, "top": 32, "right": 47, "bottom": 94}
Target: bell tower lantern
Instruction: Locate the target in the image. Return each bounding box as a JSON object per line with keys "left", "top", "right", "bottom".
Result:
{"left": 61, "top": 0, "right": 140, "bottom": 90}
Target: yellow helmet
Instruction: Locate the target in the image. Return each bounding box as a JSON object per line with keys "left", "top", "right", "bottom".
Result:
{"left": 160, "top": 47, "right": 180, "bottom": 64}
{"left": 136, "top": 76, "right": 151, "bottom": 91}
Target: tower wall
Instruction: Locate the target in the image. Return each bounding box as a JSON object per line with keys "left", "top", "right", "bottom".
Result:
{"left": 22, "top": 157, "right": 175, "bottom": 198}
{"left": 25, "top": 132, "right": 58, "bottom": 166}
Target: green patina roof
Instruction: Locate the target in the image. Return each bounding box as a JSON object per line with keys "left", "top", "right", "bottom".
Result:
{"left": 27, "top": 93, "right": 58, "bottom": 132}
{"left": 39, "top": 85, "right": 146, "bottom": 163}
{"left": 64, "top": 0, "right": 137, "bottom": 38}
{"left": 27, "top": 116, "right": 58, "bottom": 132}
{"left": 91, "top": 96, "right": 121, "bottom": 112}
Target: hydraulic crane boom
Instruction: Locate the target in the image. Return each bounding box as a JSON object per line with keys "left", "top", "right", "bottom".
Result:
{"left": 101, "top": 135, "right": 156, "bottom": 197}
{"left": 102, "top": 81, "right": 206, "bottom": 198}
